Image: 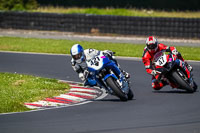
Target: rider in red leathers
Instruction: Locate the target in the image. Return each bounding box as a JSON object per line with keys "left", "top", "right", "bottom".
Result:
{"left": 142, "top": 36, "right": 193, "bottom": 90}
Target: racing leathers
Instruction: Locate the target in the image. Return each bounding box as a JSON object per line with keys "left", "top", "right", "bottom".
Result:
{"left": 142, "top": 43, "right": 192, "bottom": 90}
{"left": 71, "top": 49, "right": 129, "bottom": 86}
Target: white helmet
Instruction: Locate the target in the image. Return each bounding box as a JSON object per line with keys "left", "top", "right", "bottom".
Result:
{"left": 70, "top": 44, "right": 85, "bottom": 63}
{"left": 146, "top": 36, "right": 158, "bottom": 53}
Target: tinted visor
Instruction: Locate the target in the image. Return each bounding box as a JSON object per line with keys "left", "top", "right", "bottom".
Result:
{"left": 72, "top": 53, "right": 82, "bottom": 60}
{"left": 147, "top": 43, "right": 157, "bottom": 50}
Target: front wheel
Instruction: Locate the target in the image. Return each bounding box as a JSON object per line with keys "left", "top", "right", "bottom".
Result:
{"left": 106, "top": 77, "right": 128, "bottom": 101}
{"left": 170, "top": 70, "right": 194, "bottom": 93}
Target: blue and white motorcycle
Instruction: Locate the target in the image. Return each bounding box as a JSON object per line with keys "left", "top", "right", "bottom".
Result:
{"left": 85, "top": 51, "right": 133, "bottom": 101}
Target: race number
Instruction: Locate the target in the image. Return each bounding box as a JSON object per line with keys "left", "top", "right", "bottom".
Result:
{"left": 90, "top": 56, "right": 100, "bottom": 66}
{"left": 158, "top": 56, "right": 165, "bottom": 66}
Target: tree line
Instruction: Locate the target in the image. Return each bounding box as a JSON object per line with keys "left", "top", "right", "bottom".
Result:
{"left": 0, "top": 0, "right": 199, "bottom": 11}
{"left": 37, "top": 0, "right": 200, "bottom": 11}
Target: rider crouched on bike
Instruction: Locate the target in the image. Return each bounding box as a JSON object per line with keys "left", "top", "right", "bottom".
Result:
{"left": 70, "top": 44, "right": 130, "bottom": 86}
{"left": 142, "top": 36, "right": 193, "bottom": 90}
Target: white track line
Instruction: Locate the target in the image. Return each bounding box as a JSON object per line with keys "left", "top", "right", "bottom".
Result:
{"left": 68, "top": 92, "right": 97, "bottom": 97}
{"left": 70, "top": 88, "right": 99, "bottom": 93}
{"left": 31, "top": 100, "right": 67, "bottom": 106}
{"left": 58, "top": 94, "right": 87, "bottom": 102}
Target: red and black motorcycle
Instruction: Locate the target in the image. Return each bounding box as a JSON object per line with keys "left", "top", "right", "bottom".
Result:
{"left": 152, "top": 50, "right": 197, "bottom": 92}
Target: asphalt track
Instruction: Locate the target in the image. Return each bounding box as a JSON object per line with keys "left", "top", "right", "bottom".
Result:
{"left": 0, "top": 52, "right": 200, "bottom": 133}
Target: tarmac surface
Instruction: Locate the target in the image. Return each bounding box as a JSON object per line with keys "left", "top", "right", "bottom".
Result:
{"left": 0, "top": 52, "right": 200, "bottom": 133}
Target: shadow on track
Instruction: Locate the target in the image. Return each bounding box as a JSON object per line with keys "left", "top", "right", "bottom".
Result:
{"left": 93, "top": 98, "right": 136, "bottom": 102}
{"left": 153, "top": 90, "right": 198, "bottom": 94}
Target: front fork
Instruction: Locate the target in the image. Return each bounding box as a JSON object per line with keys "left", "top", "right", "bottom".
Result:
{"left": 175, "top": 59, "right": 191, "bottom": 79}
{"left": 97, "top": 61, "right": 128, "bottom": 94}
{"left": 107, "top": 70, "right": 129, "bottom": 94}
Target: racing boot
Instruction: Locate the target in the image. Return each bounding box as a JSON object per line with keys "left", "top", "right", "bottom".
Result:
{"left": 161, "top": 79, "right": 169, "bottom": 86}
{"left": 152, "top": 79, "right": 163, "bottom": 90}
{"left": 83, "top": 78, "right": 97, "bottom": 87}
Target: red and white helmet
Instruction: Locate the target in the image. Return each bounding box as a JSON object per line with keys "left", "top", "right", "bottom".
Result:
{"left": 146, "top": 36, "right": 158, "bottom": 53}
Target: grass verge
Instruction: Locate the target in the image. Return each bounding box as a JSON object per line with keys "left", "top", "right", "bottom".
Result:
{"left": 0, "top": 72, "right": 69, "bottom": 113}
{"left": 0, "top": 36, "right": 200, "bottom": 60}
{"left": 31, "top": 7, "right": 200, "bottom": 18}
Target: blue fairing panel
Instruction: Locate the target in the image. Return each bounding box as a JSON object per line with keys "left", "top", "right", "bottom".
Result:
{"left": 104, "top": 74, "right": 118, "bottom": 81}
{"left": 88, "top": 67, "right": 96, "bottom": 72}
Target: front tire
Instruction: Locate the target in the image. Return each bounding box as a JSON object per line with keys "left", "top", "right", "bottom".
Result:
{"left": 171, "top": 70, "right": 194, "bottom": 93}
{"left": 106, "top": 77, "right": 128, "bottom": 101}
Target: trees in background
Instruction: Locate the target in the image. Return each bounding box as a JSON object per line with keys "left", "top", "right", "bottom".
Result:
{"left": 37, "top": 0, "right": 200, "bottom": 11}
{"left": 0, "top": 0, "right": 38, "bottom": 10}
{"left": 0, "top": 0, "right": 199, "bottom": 11}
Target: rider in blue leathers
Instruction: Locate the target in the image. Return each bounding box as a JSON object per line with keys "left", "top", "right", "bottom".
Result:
{"left": 70, "top": 44, "right": 130, "bottom": 86}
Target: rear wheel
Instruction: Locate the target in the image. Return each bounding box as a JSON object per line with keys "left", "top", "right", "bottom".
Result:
{"left": 193, "top": 81, "right": 198, "bottom": 92}
{"left": 171, "top": 70, "right": 194, "bottom": 93}
{"left": 127, "top": 89, "right": 134, "bottom": 100}
{"left": 106, "top": 77, "right": 128, "bottom": 101}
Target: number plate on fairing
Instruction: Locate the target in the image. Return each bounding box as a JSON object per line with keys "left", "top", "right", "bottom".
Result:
{"left": 155, "top": 55, "right": 167, "bottom": 66}
{"left": 87, "top": 52, "right": 104, "bottom": 70}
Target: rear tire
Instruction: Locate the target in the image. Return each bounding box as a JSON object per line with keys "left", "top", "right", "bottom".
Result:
{"left": 127, "top": 89, "right": 134, "bottom": 100}
{"left": 171, "top": 70, "right": 194, "bottom": 93}
{"left": 106, "top": 77, "right": 128, "bottom": 101}
{"left": 193, "top": 81, "right": 198, "bottom": 92}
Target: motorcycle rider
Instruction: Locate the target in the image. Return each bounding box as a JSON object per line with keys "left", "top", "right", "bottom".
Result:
{"left": 142, "top": 36, "right": 193, "bottom": 90}
{"left": 70, "top": 44, "right": 130, "bottom": 86}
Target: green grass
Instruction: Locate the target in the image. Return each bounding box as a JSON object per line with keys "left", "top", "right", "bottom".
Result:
{"left": 0, "top": 36, "right": 200, "bottom": 60}
{"left": 0, "top": 72, "right": 70, "bottom": 113}
{"left": 31, "top": 7, "right": 200, "bottom": 18}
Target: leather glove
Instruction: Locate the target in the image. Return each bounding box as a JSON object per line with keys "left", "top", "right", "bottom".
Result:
{"left": 103, "top": 50, "right": 113, "bottom": 57}
{"left": 151, "top": 70, "right": 157, "bottom": 76}
{"left": 151, "top": 70, "right": 161, "bottom": 76}
{"left": 79, "top": 73, "right": 85, "bottom": 81}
